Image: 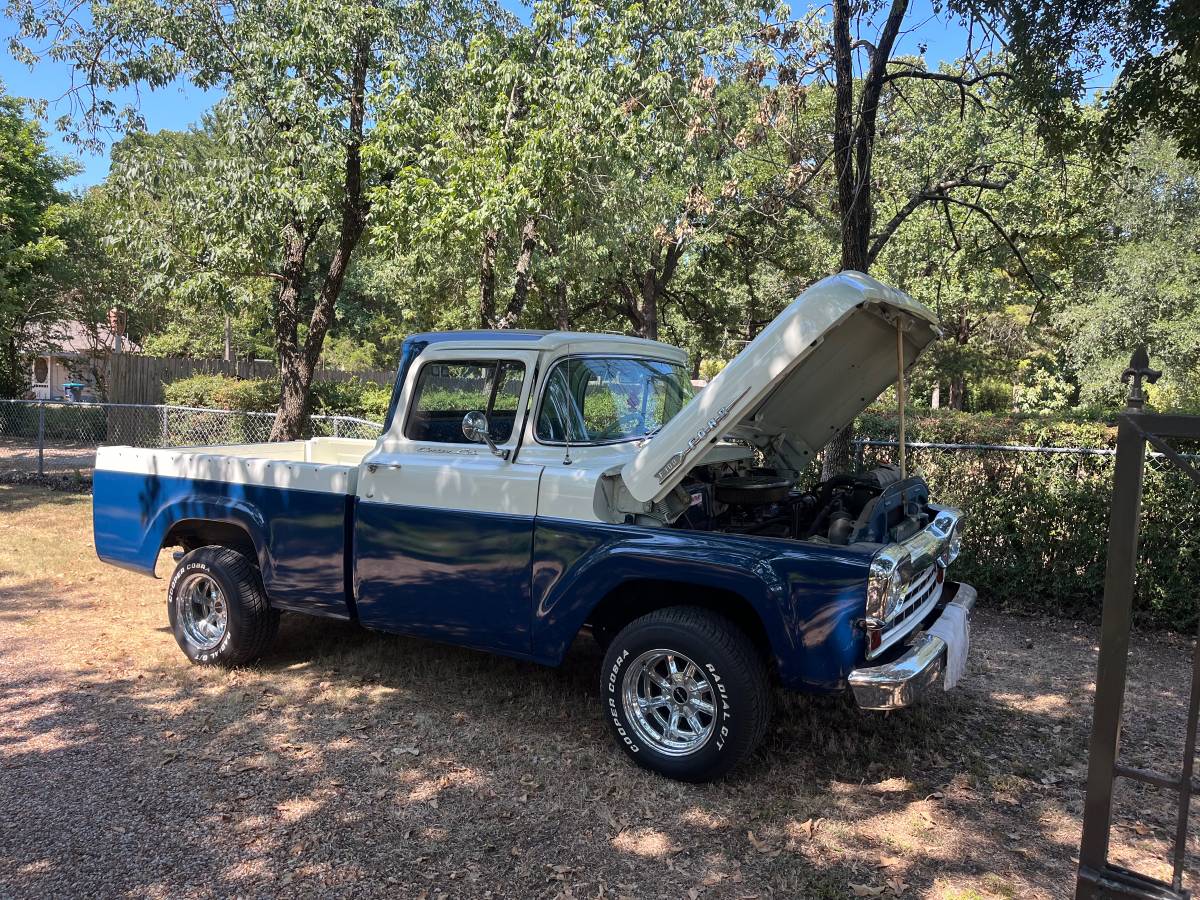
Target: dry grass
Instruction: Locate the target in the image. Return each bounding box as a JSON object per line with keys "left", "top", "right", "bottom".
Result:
{"left": 0, "top": 482, "right": 1196, "bottom": 898}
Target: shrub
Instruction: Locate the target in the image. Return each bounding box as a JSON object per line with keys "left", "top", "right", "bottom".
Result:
{"left": 163, "top": 374, "right": 277, "bottom": 413}
{"left": 163, "top": 374, "right": 393, "bottom": 420}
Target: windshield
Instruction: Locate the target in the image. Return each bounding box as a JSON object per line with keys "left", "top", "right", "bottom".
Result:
{"left": 536, "top": 356, "right": 695, "bottom": 444}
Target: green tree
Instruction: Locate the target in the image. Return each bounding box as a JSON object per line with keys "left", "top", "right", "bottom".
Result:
{"left": 0, "top": 84, "right": 74, "bottom": 396}
{"left": 957, "top": 0, "right": 1199, "bottom": 159}
{"left": 1062, "top": 133, "right": 1200, "bottom": 411}
{"left": 10, "top": 0, "right": 485, "bottom": 437}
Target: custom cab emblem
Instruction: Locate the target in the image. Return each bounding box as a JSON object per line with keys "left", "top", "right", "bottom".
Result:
{"left": 417, "top": 446, "right": 479, "bottom": 456}
{"left": 654, "top": 388, "right": 750, "bottom": 482}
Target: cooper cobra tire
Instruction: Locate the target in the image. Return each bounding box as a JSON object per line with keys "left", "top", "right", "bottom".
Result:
{"left": 601, "top": 606, "right": 771, "bottom": 782}
{"left": 167, "top": 546, "right": 280, "bottom": 667}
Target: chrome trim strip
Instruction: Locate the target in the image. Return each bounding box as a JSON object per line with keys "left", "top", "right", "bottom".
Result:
{"left": 849, "top": 582, "right": 977, "bottom": 711}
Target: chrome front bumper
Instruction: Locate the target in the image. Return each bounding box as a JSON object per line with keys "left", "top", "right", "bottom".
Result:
{"left": 848, "top": 582, "right": 977, "bottom": 711}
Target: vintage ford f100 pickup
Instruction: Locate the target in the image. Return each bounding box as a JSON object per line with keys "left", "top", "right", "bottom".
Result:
{"left": 93, "top": 271, "right": 974, "bottom": 781}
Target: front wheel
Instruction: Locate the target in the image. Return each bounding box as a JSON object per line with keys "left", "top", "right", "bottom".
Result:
{"left": 601, "top": 607, "right": 771, "bottom": 782}
{"left": 167, "top": 546, "right": 279, "bottom": 666}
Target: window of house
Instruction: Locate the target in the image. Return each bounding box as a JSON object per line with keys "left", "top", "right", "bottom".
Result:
{"left": 32, "top": 358, "right": 49, "bottom": 384}
{"left": 405, "top": 360, "right": 526, "bottom": 444}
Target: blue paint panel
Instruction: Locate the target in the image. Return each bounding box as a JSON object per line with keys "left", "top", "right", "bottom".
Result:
{"left": 354, "top": 502, "right": 534, "bottom": 654}
{"left": 92, "top": 469, "right": 353, "bottom": 619}
{"left": 531, "top": 518, "right": 873, "bottom": 691}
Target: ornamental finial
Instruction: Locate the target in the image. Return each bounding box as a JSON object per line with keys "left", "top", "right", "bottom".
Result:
{"left": 1121, "top": 346, "right": 1161, "bottom": 409}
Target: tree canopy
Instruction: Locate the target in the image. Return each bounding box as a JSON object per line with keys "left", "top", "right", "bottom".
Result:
{"left": 1, "top": 0, "right": 1197, "bottom": 436}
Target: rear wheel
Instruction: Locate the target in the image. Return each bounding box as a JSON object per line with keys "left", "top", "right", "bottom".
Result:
{"left": 168, "top": 546, "right": 279, "bottom": 666}
{"left": 601, "top": 606, "right": 771, "bottom": 782}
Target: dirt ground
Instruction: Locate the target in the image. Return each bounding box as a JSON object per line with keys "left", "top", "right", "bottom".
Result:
{"left": 0, "top": 483, "right": 1196, "bottom": 899}
{"left": 0, "top": 437, "right": 96, "bottom": 475}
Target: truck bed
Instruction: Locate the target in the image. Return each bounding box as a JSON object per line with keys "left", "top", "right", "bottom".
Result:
{"left": 95, "top": 437, "right": 375, "bottom": 494}
{"left": 92, "top": 437, "right": 376, "bottom": 620}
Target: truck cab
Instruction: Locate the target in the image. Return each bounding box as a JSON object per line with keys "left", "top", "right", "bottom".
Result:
{"left": 93, "top": 271, "right": 975, "bottom": 782}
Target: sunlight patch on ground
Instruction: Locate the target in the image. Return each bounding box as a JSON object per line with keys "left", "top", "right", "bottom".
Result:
{"left": 612, "top": 828, "right": 676, "bottom": 857}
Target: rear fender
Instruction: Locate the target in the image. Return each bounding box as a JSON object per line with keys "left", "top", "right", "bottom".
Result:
{"left": 93, "top": 469, "right": 267, "bottom": 577}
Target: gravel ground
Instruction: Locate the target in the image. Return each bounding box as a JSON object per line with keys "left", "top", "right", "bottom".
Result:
{"left": 0, "top": 483, "right": 1197, "bottom": 899}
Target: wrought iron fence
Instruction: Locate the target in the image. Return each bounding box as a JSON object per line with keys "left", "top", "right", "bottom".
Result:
{"left": 0, "top": 399, "right": 383, "bottom": 476}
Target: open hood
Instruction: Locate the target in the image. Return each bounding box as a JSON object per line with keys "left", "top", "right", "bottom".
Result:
{"left": 620, "top": 271, "right": 940, "bottom": 505}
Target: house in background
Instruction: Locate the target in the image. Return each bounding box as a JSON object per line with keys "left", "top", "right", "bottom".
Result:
{"left": 29, "top": 313, "right": 141, "bottom": 401}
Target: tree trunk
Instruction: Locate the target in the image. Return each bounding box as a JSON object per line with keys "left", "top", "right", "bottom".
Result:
{"left": 270, "top": 37, "right": 370, "bottom": 441}
{"left": 554, "top": 280, "right": 569, "bottom": 330}
{"left": 268, "top": 222, "right": 315, "bottom": 441}
{"left": 639, "top": 266, "right": 659, "bottom": 341}
{"left": 822, "top": 0, "right": 908, "bottom": 479}
{"left": 479, "top": 228, "right": 497, "bottom": 327}
{"left": 948, "top": 375, "right": 965, "bottom": 410}
{"left": 501, "top": 215, "right": 538, "bottom": 328}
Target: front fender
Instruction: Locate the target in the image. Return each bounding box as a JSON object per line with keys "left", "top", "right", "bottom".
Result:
{"left": 530, "top": 517, "right": 872, "bottom": 690}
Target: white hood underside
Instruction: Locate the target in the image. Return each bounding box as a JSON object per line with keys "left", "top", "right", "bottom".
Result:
{"left": 620, "top": 271, "right": 941, "bottom": 505}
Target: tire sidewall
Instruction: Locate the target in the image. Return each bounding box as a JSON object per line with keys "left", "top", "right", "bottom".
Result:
{"left": 603, "top": 622, "right": 741, "bottom": 781}
{"left": 167, "top": 550, "right": 243, "bottom": 665}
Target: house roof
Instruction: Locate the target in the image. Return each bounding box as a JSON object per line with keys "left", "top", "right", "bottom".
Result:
{"left": 49, "top": 321, "right": 142, "bottom": 357}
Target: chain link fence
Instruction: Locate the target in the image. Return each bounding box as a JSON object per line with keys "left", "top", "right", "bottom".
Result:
{"left": 0, "top": 399, "right": 383, "bottom": 476}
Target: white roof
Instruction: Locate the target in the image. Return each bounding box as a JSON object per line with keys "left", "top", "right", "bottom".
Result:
{"left": 409, "top": 329, "right": 684, "bottom": 360}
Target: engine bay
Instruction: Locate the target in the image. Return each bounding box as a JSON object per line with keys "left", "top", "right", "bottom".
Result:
{"left": 671, "top": 463, "right": 933, "bottom": 546}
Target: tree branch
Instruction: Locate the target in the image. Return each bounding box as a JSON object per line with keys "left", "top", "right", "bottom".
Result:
{"left": 867, "top": 176, "right": 1012, "bottom": 264}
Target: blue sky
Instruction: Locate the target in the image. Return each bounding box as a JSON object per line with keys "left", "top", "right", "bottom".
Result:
{"left": 0, "top": 0, "right": 1096, "bottom": 193}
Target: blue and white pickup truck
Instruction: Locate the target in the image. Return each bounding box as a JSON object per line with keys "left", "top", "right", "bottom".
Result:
{"left": 93, "top": 271, "right": 974, "bottom": 781}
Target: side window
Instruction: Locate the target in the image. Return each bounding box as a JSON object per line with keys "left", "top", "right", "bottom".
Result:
{"left": 405, "top": 360, "right": 526, "bottom": 444}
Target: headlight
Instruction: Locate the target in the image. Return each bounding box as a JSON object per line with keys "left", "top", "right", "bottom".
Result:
{"left": 944, "top": 521, "right": 962, "bottom": 564}
{"left": 866, "top": 546, "right": 913, "bottom": 622}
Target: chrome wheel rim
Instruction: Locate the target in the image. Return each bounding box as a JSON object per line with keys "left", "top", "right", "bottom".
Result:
{"left": 176, "top": 573, "right": 228, "bottom": 651}
{"left": 621, "top": 649, "right": 717, "bottom": 756}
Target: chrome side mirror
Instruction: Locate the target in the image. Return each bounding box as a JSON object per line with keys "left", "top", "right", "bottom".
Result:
{"left": 462, "top": 411, "right": 509, "bottom": 461}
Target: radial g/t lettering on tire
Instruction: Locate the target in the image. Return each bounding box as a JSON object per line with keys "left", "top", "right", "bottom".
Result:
{"left": 167, "top": 545, "right": 280, "bottom": 667}
{"left": 601, "top": 606, "right": 771, "bottom": 782}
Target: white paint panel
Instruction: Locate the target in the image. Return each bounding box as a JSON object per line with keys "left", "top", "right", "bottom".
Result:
{"left": 95, "top": 443, "right": 365, "bottom": 495}
{"left": 359, "top": 456, "right": 542, "bottom": 515}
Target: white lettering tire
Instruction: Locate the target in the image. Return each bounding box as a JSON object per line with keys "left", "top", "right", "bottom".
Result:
{"left": 601, "top": 606, "right": 771, "bottom": 782}
{"left": 167, "top": 546, "right": 280, "bottom": 667}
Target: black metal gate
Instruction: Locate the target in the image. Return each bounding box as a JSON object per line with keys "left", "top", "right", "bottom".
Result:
{"left": 1077, "top": 349, "right": 1200, "bottom": 899}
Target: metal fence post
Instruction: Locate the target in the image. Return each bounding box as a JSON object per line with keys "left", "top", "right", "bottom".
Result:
{"left": 36, "top": 401, "right": 45, "bottom": 477}
{"left": 160, "top": 404, "right": 169, "bottom": 447}
{"left": 853, "top": 440, "right": 864, "bottom": 473}
{"left": 334, "top": 416, "right": 340, "bottom": 439}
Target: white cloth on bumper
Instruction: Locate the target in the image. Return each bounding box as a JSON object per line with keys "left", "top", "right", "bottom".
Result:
{"left": 924, "top": 602, "right": 970, "bottom": 690}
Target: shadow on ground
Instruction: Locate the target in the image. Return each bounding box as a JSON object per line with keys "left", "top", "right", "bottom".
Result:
{"left": 0, "top": 485, "right": 1195, "bottom": 899}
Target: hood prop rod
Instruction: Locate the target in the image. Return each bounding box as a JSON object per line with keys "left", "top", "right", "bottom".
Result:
{"left": 895, "top": 317, "right": 907, "bottom": 479}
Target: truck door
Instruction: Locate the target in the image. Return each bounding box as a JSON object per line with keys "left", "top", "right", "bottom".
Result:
{"left": 354, "top": 348, "right": 542, "bottom": 654}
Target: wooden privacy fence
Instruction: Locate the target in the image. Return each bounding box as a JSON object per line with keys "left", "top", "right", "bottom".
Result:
{"left": 105, "top": 356, "right": 395, "bottom": 405}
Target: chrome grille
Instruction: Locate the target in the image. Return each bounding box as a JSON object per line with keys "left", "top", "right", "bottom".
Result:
{"left": 867, "top": 563, "right": 944, "bottom": 659}
{"left": 892, "top": 564, "right": 940, "bottom": 628}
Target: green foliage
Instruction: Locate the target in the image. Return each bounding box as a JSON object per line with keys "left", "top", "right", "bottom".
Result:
{"left": 0, "top": 84, "right": 77, "bottom": 396}
{"left": 164, "top": 373, "right": 392, "bottom": 420}
{"left": 163, "top": 374, "right": 277, "bottom": 413}
{"left": 856, "top": 409, "right": 1200, "bottom": 631}
{"left": 956, "top": 0, "right": 1199, "bottom": 160}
